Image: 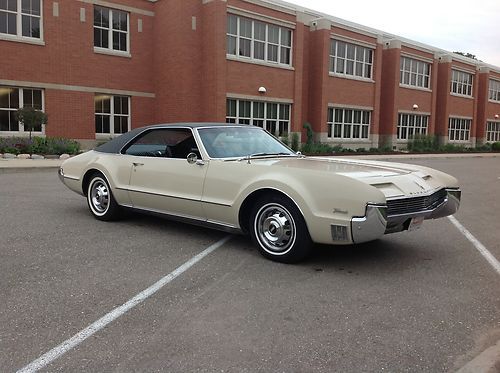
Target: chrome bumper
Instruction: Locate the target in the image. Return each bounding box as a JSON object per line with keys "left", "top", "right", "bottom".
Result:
{"left": 58, "top": 167, "right": 65, "bottom": 183}
{"left": 351, "top": 188, "right": 461, "bottom": 243}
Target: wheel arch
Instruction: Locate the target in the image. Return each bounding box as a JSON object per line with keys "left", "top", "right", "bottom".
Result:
{"left": 238, "top": 187, "right": 307, "bottom": 234}
{"left": 82, "top": 168, "right": 110, "bottom": 196}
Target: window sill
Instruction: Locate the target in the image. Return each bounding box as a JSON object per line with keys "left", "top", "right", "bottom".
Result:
{"left": 226, "top": 55, "right": 294, "bottom": 71}
{"left": 488, "top": 99, "right": 500, "bottom": 104}
{"left": 399, "top": 84, "right": 432, "bottom": 93}
{"left": 0, "top": 34, "right": 45, "bottom": 46}
{"left": 328, "top": 73, "right": 374, "bottom": 83}
{"left": 94, "top": 48, "right": 131, "bottom": 58}
{"left": 0, "top": 131, "right": 45, "bottom": 137}
{"left": 95, "top": 133, "right": 124, "bottom": 140}
{"left": 325, "top": 138, "right": 371, "bottom": 142}
{"left": 450, "top": 93, "right": 474, "bottom": 100}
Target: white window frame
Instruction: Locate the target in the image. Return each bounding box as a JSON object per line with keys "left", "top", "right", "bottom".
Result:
{"left": 486, "top": 121, "right": 500, "bottom": 142}
{"left": 0, "top": 0, "right": 43, "bottom": 42}
{"left": 488, "top": 79, "right": 500, "bottom": 102}
{"left": 329, "top": 40, "right": 373, "bottom": 80}
{"left": 226, "top": 98, "right": 291, "bottom": 137}
{"left": 0, "top": 86, "right": 45, "bottom": 135}
{"left": 327, "top": 107, "right": 371, "bottom": 140}
{"left": 396, "top": 113, "right": 429, "bottom": 140}
{"left": 450, "top": 69, "right": 473, "bottom": 97}
{"left": 94, "top": 94, "right": 130, "bottom": 137}
{"left": 399, "top": 56, "right": 431, "bottom": 89}
{"left": 93, "top": 5, "right": 130, "bottom": 56}
{"left": 448, "top": 117, "right": 471, "bottom": 142}
{"left": 226, "top": 14, "right": 293, "bottom": 67}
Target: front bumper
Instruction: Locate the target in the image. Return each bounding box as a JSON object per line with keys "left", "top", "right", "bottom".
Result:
{"left": 351, "top": 188, "right": 461, "bottom": 244}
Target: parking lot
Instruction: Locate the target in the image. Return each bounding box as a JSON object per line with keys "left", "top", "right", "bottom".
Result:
{"left": 1, "top": 156, "right": 499, "bottom": 372}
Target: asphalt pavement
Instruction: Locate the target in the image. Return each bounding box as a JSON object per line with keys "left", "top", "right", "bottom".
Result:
{"left": 0, "top": 154, "right": 499, "bottom": 372}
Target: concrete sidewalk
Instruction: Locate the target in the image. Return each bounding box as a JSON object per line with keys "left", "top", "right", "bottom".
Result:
{"left": 0, "top": 158, "right": 63, "bottom": 171}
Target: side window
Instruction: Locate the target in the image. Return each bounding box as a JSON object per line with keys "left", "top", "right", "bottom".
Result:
{"left": 123, "top": 128, "right": 199, "bottom": 159}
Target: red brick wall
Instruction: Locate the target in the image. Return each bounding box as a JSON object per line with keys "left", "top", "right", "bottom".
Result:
{"left": 379, "top": 47, "right": 399, "bottom": 136}
{"left": 307, "top": 28, "right": 329, "bottom": 134}
{"left": 435, "top": 62, "right": 451, "bottom": 136}
{"left": 1, "top": 0, "right": 156, "bottom": 139}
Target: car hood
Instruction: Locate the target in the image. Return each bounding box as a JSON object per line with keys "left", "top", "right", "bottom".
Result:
{"left": 250, "top": 156, "right": 458, "bottom": 199}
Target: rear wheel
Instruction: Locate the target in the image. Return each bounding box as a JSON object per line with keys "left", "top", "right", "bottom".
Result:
{"left": 250, "top": 194, "right": 312, "bottom": 263}
{"left": 86, "top": 173, "right": 120, "bottom": 221}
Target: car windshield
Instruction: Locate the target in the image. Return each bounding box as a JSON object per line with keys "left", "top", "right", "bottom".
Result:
{"left": 197, "top": 126, "right": 295, "bottom": 159}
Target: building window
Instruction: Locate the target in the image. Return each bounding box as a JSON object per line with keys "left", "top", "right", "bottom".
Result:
{"left": 327, "top": 107, "right": 370, "bottom": 139}
{"left": 450, "top": 70, "right": 473, "bottom": 96}
{"left": 448, "top": 117, "right": 471, "bottom": 142}
{"left": 397, "top": 113, "right": 429, "bottom": 140}
{"left": 0, "top": 86, "right": 43, "bottom": 132}
{"left": 94, "top": 6, "right": 129, "bottom": 53}
{"left": 400, "top": 57, "right": 431, "bottom": 89}
{"left": 226, "top": 99, "right": 290, "bottom": 137}
{"left": 227, "top": 14, "right": 292, "bottom": 66}
{"left": 329, "top": 40, "right": 373, "bottom": 79}
{"left": 95, "top": 94, "right": 130, "bottom": 135}
{"left": 489, "top": 79, "right": 500, "bottom": 102}
{"left": 0, "top": 0, "right": 42, "bottom": 39}
{"left": 486, "top": 121, "right": 500, "bottom": 142}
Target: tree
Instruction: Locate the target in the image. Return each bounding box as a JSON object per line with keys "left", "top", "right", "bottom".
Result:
{"left": 453, "top": 51, "right": 479, "bottom": 61}
{"left": 15, "top": 107, "right": 48, "bottom": 140}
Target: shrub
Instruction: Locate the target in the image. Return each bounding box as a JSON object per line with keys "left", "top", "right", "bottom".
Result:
{"left": 0, "top": 136, "right": 80, "bottom": 155}
{"left": 301, "top": 143, "right": 335, "bottom": 155}
{"left": 303, "top": 122, "right": 314, "bottom": 145}
{"left": 291, "top": 133, "right": 299, "bottom": 151}
{"left": 407, "top": 135, "right": 439, "bottom": 152}
{"left": 475, "top": 143, "right": 492, "bottom": 152}
{"left": 492, "top": 142, "right": 500, "bottom": 151}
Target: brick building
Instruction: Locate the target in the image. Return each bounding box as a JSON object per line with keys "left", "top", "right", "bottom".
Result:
{"left": 1, "top": 0, "right": 499, "bottom": 149}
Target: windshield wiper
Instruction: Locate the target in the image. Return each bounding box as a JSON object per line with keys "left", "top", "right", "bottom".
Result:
{"left": 237, "top": 152, "right": 297, "bottom": 162}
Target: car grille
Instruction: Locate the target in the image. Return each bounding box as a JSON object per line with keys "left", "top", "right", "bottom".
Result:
{"left": 387, "top": 188, "right": 447, "bottom": 216}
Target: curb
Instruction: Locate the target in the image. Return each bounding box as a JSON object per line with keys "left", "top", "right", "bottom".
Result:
{"left": 456, "top": 339, "right": 500, "bottom": 373}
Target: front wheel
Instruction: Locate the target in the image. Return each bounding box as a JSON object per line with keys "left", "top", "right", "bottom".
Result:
{"left": 86, "top": 173, "right": 120, "bottom": 221}
{"left": 250, "top": 195, "right": 312, "bottom": 263}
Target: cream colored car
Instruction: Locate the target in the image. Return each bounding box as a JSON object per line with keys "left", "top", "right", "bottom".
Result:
{"left": 59, "top": 124, "right": 461, "bottom": 263}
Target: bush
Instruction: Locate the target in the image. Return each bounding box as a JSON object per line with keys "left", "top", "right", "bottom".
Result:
{"left": 301, "top": 143, "right": 335, "bottom": 155}
{"left": 492, "top": 142, "right": 500, "bottom": 151}
{"left": 291, "top": 133, "right": 299, "bottom": 151}
{"left": 407, "top": 135, "right": 439, "bottom": 152}
{"left": 303, "top": 122, "right": 313, "bottom": 145}
{"left": 475, "top": 143, "right": 492, "bottom": 152}
{"left": 0, "top": 136, "right": 80, "bottom": 155}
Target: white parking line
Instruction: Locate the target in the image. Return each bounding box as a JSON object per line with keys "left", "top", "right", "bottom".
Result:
{"left": 448, "top": 216, "right": 500, "bottom": 275}
{"left": 16, "top": 236, "right": 232, "bottom": 373}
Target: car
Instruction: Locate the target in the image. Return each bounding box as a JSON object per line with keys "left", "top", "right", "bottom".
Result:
{"left": 58, "top": 123, "right": 461, "bottom": 263}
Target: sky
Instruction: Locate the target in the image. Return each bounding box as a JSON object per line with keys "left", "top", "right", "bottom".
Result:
{"left": 287, "top": 0, "right": 500, "bottom": 67}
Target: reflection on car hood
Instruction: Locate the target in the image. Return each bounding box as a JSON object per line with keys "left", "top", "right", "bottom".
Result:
{"left": 251, "top": 156, "right": 451, "bottom": 199}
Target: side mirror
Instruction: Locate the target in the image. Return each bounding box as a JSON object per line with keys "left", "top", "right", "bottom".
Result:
{"left": 187, "top": 152, "right": 198, "bottom": 164}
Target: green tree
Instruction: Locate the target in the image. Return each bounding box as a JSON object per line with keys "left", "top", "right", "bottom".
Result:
{"left": 453, "top": 51, "right": 480, "bottom": 61}
{"left": 15, "top": 107, "right": 48, "bottom": 140}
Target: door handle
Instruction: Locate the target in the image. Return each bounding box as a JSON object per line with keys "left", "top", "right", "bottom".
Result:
{"left": 133, "top": 162, "right": 144, "bottom": 167}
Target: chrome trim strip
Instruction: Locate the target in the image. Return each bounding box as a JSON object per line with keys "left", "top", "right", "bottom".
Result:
{"left": 386, "top": 187, "right": 444, "bottom": 201}
{"left": 351, "top": 204, "right": 388, "bottom": 244}
{"left": 120, "top": 204, "right": 242, "bottom": 234}
{"left": 118, "top": 187, "right": 232, "bottom": 207}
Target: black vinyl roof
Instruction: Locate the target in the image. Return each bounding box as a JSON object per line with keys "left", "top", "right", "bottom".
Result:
{"left": 94, "top": 122, "right": 252, "bottom": 154}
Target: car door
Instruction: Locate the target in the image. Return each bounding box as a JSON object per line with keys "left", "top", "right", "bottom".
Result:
{"left": 123, "top": 127, "right": 207, "bottom": 220}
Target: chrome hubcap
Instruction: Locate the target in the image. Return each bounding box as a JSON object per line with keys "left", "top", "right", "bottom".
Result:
{"left": 90, "top": 180, "right": 109, "bottom": 214}
{"left": 256, "top": 204, "right": 296, "bottom": 254}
